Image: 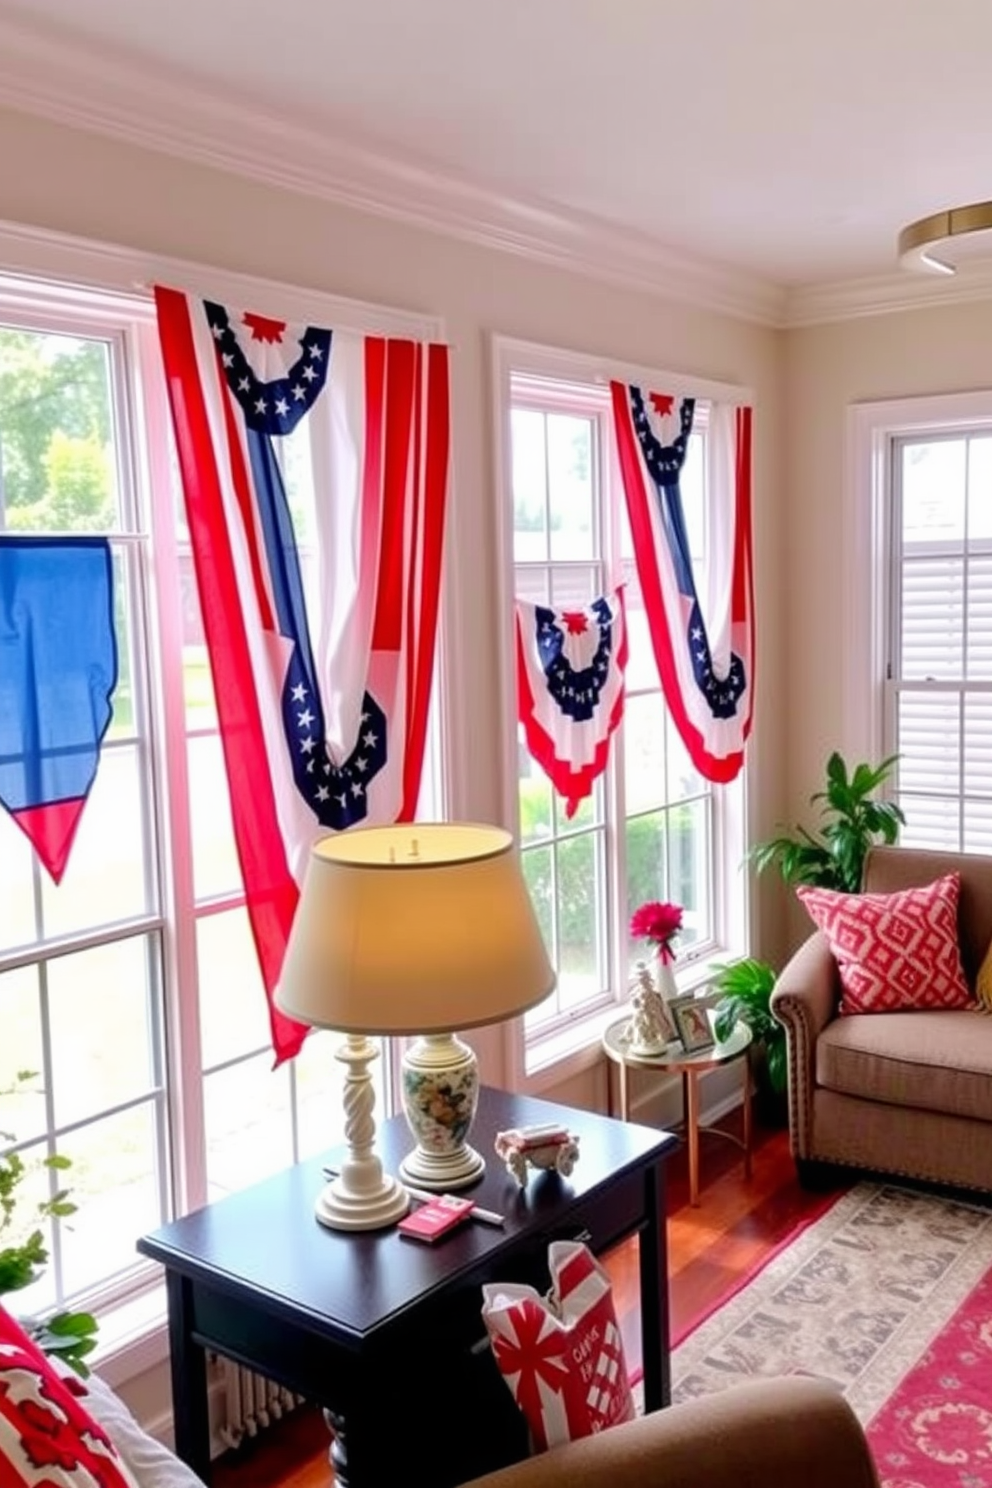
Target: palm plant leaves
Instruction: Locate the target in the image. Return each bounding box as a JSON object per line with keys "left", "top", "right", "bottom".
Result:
{"left": 749, "top": 751, "right": 904, "bottom": 894}
{"left": 31, "top": 1310, "right": 99, "bottom": 1377}
{"left": 711, "top": 958, "right": 787, "bottom": 1093}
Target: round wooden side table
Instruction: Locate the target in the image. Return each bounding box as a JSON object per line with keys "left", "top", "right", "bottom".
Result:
{"left": 602, "top": 1015, "right": 753, "bottom": 1206}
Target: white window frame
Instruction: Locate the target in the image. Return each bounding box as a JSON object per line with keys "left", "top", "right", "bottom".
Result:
{"left": 0, "top": 292, "right": 180, "bottom": 1327}
{"left": 492, "top": 336, "right": 752, "bottom": 1092}
{"left": 0, "top": 218, "right": 451, "bottom": 1385}
{"left": 845, "top": 391, "right": 992, "bottom": 771}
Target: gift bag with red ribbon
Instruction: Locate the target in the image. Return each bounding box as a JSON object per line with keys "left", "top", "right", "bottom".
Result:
{"left": 481, "top": 1240, "right": 635, "bottom": 1452}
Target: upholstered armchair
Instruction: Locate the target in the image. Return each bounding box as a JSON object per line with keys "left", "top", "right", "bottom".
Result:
{"left": 468, "top": 1377, "right": 878, "bottom": 1488}
{"left": 771, "top": 845, "right": 992, "bottom": 1193}
{"left": 74, "top": 1364, "right": 880, "bottom": 1488}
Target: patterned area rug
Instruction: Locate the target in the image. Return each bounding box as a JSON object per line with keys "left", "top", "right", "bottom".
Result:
{"left": 671, "top": 1183, "right": 992, "bottom": 1487}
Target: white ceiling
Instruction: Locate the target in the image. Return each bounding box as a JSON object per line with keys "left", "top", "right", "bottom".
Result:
{"left": 2, "top": 0, "right": 992, "bottom": 297}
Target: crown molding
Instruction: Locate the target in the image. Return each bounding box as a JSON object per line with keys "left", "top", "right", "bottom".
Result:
{"left": 0, "top": 217, "right": 444, "bottom": 341}
{"left": 786, "top": 258, "right": 992, "bottom": 327}
{"left": 7, "top": 14, "right": 989, "bottom": 330}
{"left": 0, "top": 14, "right": 786, "bottom": 328}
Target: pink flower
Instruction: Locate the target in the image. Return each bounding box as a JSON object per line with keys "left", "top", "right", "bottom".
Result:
{"left": 630, "top": 900, "right": 683, "bottom": 963}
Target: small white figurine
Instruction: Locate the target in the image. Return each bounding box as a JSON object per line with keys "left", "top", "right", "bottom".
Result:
{"left": 626, "top": 962, "right": 677, "bottom": 1055}
{"left": 494, "top": 1123, "right": 580, "bottom": 1187}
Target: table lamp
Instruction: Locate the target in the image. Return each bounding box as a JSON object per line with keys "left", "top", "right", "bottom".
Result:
{"left": 275, "top": 822, "right": 556, "bottom": 1231}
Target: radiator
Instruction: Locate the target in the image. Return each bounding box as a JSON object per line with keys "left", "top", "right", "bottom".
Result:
{"left": 217, "top": 1358, "right": 305, "bottom": 1450}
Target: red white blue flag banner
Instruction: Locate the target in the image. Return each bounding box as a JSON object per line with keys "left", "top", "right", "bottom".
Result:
{"left": 0, "top": 536, "right": 117, "bottom": 884}
{"left": 516, "top": 589, "right": 627, "bottom": 818}
{"left": 610, "top": 385, "right": 754, "bottom": 783}
{"left": 155, "top": 288, "right": 450, "bottom": 1063}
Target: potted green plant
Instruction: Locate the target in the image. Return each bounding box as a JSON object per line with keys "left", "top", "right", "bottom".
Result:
{"left": 713, "top": 752, "right": 904, "bottom": 1123}
{"left": 748, "top": 751, "right": 904, "bottom": 893}
{"left": 711, "top": 958, "right": 785, "bottom": 1123}
{"left": 1, "top": 1072, "right": 99, "bottom": 1375}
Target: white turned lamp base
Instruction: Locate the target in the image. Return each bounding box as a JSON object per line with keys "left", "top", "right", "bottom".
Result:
{"left": 317, "top": 1033, "right": 410, "bottom": 1232}
{"left": 314, "top": 1172, "right": 409, "bottom": 1232}
{"left": 399, "top": 1031, "right": 484, "bottom": 1192}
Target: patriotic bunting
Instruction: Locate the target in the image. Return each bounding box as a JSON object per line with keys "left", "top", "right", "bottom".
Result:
{"left": 0, "top": 536, "right": 117, "bottom": 883}
{"left": 610, "top": 384, "right": 754, "bottom": 783}
{"left": 515, "top": 590, "right": 627, "bottom": 818}
{"left": 155, "top": 287, "right": 450, "bottom": 1063}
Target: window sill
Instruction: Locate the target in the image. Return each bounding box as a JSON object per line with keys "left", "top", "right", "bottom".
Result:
{"left": 91, "top": 1284, "right": 169, "bottom": 1392}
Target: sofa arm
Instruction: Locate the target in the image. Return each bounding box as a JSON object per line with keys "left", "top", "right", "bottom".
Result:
{"left": 770, "top": 931, "right": 841, "bottom": 1159}
{"left": 464, "top": 1378, "right": 878, "bottom": 1488}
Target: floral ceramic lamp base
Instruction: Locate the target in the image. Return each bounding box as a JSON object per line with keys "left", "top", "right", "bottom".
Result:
{"left": 400, "top": 1032, "right": 485, "bottom": 1191}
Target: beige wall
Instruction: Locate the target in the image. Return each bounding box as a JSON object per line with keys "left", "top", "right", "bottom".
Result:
{"left": 783, "top": 302, "right": 992, "bottom": 944}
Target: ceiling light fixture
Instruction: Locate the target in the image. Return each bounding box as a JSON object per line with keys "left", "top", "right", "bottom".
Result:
{"left": 898, "top": 201, "right": 992, "bottom": 276}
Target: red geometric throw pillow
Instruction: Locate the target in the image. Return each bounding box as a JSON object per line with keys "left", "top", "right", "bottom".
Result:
{"left": 0, "top": 1303, "right": 139, "bottom": 1487}
{"left": 796, "top": 872, "right": 974, "bottom": 1015}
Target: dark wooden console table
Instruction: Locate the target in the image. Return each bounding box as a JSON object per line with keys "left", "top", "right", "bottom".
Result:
{"left": 138, "top": 1086, "right": 677, "bottom": 1488}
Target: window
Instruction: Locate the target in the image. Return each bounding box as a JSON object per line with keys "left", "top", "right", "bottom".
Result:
{"left": 500, "top": 352, "right": 747, "bottom": 1074}
{"left": 0, "top": 274, "right": 440, "bottom": 1329}
{"left": 887, "top": 424, "right": 992, "bottom": 849}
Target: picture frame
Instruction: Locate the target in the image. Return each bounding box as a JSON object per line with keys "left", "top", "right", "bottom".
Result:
{"left": 670, "top": 995, "right": 716, "bottom": 1055}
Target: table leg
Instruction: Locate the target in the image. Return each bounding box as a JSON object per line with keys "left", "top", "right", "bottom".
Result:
{"left": 637, "top": 1160, "right": 671, "bottom": 1412}
{"left": 685, "top": 1069, "right": 701, "bottom": 1207}
{"left": 324, "top": 1409, "right": 350, "bottom": 1487}
{"left": 165, "top": 1272, "right": 211, "bottom": 1482}
{"left": 619, "top": 1056, "right": 630, "bottom": 1121}
{"left": 742, "top": 1050, "right": 753, "bottom": 1180}
{"left": 321, "top": 1404, "right": 385, "bottom": 1488}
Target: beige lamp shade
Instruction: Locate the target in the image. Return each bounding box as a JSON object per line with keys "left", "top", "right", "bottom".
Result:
{"left": 275, "top": 822, "right": 556, "bottom": 1034}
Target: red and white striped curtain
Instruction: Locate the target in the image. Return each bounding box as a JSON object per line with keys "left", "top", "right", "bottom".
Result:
{"left": 155, "top": 287, "right": 450, "bottom": 1061}
{"left": 610, "top": 384, "right": 754, "bottom": 783}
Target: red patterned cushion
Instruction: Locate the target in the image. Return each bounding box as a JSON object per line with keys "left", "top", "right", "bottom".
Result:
{"left": 796, "top": 873, "right": 974, "bottom": 1015}
{"left": 0, "top": 1304, "right": 139, "bottom": 1487}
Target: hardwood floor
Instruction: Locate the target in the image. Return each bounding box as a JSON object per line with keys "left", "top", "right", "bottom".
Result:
{"left": 213, "top": 1114, "right": 847, "bottom": 1488}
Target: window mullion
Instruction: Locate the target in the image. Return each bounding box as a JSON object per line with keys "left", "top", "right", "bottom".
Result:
{"left": 961, "top": 437, "right": 972, "bottom": 846}
{"left": 36, "top": 959, "right": 65, "bottom": 1305}
{"left": 146, "top": 933, "right": 172, "bottom": 1227}
{"left": 959, "top": 685, "right": 967, "bottom": 848}
{"left": 885, "top": 435, "right": 904, "bottom": 768}
{"left": 132, "top": 319, "right": 208, "bottom": 1216}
